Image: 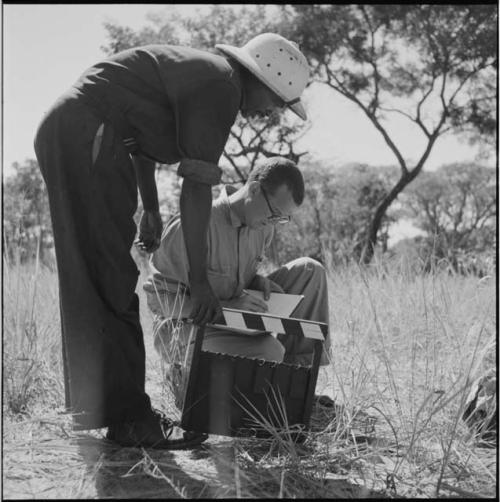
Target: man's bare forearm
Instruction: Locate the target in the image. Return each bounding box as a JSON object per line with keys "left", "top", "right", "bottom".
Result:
{"left": 180, "top": 178, "right": 212, "bottom": 284}
{"left": 132, "top": 155, "right": 159, "bottom": 211}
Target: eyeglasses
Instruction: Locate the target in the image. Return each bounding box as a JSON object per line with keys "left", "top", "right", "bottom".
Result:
{"left": 260, "top": 185, "right": 291, "bottom": 224}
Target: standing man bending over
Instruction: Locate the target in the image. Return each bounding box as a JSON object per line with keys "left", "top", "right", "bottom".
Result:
{"left": 144, "top": 157, "right": 331, "bottom": 410}
{"left": 34, "top": 34, "right": 310, "bottom": 448}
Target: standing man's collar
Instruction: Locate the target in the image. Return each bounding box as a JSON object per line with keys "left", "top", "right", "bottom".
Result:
{"left": 224, "top": 56, "right": 245, "bottom": 110}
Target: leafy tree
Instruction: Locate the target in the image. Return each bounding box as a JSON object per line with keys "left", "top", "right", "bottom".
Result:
{"left": 101, "top": 5, "right": 308, "bottom": 184}
{"left": 3, "top": 160, "right": 54, "bottom": 266}
{"left": 280, "top": 4, "right": 497, "bottom": 263}
{"left": 403, "top": 163, "right": 496, "bottom": 274}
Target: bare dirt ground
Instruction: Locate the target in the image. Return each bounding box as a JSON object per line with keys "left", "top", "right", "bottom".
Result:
{"left": 4, "top": 360, "right": 401, "bottom": 499}
{"left": 3, "top": 377, "right": 384, "bottom": 499}
{"left": 4, "top": 364, "right": 496, "bottom": 499}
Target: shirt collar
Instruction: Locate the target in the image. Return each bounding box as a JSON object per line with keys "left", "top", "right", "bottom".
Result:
{"left": 214, "top": 185, "right": 244, "bottom": 228}
{"left": 225, "top": 57, "right": 245, "bottom": 110}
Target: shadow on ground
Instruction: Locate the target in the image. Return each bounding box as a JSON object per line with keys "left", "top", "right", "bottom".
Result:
{"left": 76, "top": 434, "right": 238, "bottom": 498}
{"left": 73, "top": 397, "right": 390, "bottom": 499}
{"left": 75, "top": 431, "right": 390, "bottom": 499}
{"left": 3, "top": 400, "right": 390, "bottom": 499}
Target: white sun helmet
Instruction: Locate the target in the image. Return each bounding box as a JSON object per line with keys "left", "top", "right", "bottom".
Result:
{"left": 216, "top": 33, "right": 310, "bottom": 120}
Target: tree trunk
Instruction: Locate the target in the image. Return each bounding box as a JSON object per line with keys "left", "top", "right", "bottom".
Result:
{"left": 361, "top": 168, "right": 422, "bottom": 264}
{"left": 313, "top": 205, "right": 323, "bottom": 259}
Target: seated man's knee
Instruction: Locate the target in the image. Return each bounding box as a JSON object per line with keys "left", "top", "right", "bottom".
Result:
{"left": 303, "top": 256, "right": 325, "bottom": 272}
{"left": 293, "top": 256, "right": 326, "bottom": 280}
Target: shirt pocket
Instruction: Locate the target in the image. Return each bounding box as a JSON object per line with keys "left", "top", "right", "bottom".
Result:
{"left": 242, "top": 255, "right": 264, "bottom": 288}
{"left": 207, "top": 268, "right": 235, "bottom": 301}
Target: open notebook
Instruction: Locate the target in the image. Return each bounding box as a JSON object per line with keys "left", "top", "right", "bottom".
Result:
{"left": 209, "top": 289, "right": 304, "bottom": 335}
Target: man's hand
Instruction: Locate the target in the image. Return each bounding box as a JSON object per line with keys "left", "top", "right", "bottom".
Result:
{"left": 249, "top": 274, "right": 285, "bottom": 300}
{"left": 135, "top": 210, "right": 162, "bottom": 253}
{"left": 223, "top": 291, "right": 269, "bottom": 313}
{"left": 189, "top": 279, "right": 223, "bottom": 326}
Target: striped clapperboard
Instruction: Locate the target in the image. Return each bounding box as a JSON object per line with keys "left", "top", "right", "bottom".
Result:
{"left": 213, "top": 308, "right": 328, "bottom": 341}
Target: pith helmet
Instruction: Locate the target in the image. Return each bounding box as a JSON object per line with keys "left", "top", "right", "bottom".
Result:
{"left": 216, "top": 33, "right": 310, "bottom": 120}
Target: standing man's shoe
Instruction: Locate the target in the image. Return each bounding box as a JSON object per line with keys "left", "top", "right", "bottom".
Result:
{"left": 106, "top": 409, "right": 208, "bottom": 449}
{"left": 314, "top": 394, "right": 335, "bottom": 408}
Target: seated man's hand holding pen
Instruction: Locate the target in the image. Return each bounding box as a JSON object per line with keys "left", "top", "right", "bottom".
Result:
{"left": 247, "top": 274, "right": 284, "bottom": 300}
{"left": 221, "top": 290, "right": 268, "bottom": 313}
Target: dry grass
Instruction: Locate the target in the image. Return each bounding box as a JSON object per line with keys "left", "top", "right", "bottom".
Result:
{"left": 322, "top": 257, "right": 496, "bottom": 497}
{"left": 2, "top": 250, "right": 496, "bottom": 498}
{"left": 3, "top": 252, "right": 64, "bottom": 417}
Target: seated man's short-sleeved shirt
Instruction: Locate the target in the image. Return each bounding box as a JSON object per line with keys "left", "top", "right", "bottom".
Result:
{"left": 143, "top": 185, "right": 274, "bottom": 319}
{"left": 72, "top": 45, "right": 242, "bottom": 185}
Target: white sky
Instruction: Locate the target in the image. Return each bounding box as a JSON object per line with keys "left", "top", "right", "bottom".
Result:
{"left": 3, "top": 3, "right": 494, "bottom": 185}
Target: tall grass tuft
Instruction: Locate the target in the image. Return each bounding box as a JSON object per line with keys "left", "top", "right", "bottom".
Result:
{"left": 324, "top": 252, "right": 496, "bottom": 496}
{"left": 3, "top": 239, "right": 64, "bottom": 417}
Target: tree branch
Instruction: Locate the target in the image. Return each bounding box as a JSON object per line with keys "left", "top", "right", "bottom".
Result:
{"left": 362, "top": 105, "right": 409, "bottom": 174}
{"left": 474, "top": 199, "right": 496, "bottom": 227}
{"left": 378, "top": 106, "right": 415, "bottom": 122}
{"left": 410, "top": 131, "right": 440, "bottom": 179}
{"left": 448, "top": 61, "right": 492, "bottom": 107}
{"left": 360, "top": 5, "right": 381, "bottom": 115}
{"left": 324, "top": 65, "right": 409, "bottom": 174}
{"left": 453, "top": 189, "right": 468, "bottom": 233}
{"left": 415, "top": 77, "right": 437, "bottom": 138}
{"left": 222, "top": 152, "right": 246, "bottom": 182}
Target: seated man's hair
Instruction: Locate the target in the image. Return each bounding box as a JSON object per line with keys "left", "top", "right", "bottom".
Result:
{"left": 248, "top": 157, "right": 304, "bottom": 205}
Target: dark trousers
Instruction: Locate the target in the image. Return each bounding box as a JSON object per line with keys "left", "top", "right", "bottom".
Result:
{"left": 34, "top": 88, "right": 151, "bottom": 430}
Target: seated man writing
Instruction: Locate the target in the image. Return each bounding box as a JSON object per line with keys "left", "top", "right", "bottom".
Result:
{"left": 144, "top": 156, "right": 331, "bottom": 409}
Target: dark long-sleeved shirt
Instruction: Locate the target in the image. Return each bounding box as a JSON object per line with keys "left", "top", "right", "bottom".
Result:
{"left": 73, "top": 44, "right": 242, "bottom": 185}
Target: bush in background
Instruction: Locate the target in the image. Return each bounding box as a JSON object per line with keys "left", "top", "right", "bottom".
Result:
{"left": 271, "top": 159, "right": 400, "bottom": 266}
{"left": 3, "top": 159, "right": 54, "bottom": 269}
{"left": 401, "top": 163, "right": 496, "bottom": 276}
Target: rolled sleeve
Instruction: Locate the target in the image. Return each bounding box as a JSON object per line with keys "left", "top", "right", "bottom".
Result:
{"left": 177, "top": 159, "right": 222, "bottom": 186}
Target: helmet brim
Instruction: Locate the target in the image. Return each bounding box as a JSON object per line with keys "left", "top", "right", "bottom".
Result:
{"left": 216, "top": 43, "right": 307, "bottom": 121}
{"left": 288, "top": 101, "right": 307, "bottom": 121}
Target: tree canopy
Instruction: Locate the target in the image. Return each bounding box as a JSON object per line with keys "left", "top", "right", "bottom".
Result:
{"left": 403, "top": 162, "right": 496, "bottom": 273}
{"left": 280, "top": 4, "right": 497, "bottom": 262}
{"left": 271, "top": 159, "right": 399, "bottom": 266}
{"left": 3, "top": 160, "right": 53, "bottom": 265}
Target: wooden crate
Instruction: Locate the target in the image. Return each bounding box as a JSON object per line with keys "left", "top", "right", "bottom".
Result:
{"left": 181, "top": 320, "right": 326, "bottom": 437}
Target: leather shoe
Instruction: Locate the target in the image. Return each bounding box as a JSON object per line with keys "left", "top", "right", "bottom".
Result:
{"left": 106, "top": 409, "right": 208, "bottom": 449}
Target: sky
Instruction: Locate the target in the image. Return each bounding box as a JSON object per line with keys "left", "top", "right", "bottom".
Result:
{"left": 4, "top": 4, "right": 493, "bottom": 173}
{"left": 2, "top": 4, "right": 494, "bottom": 244}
